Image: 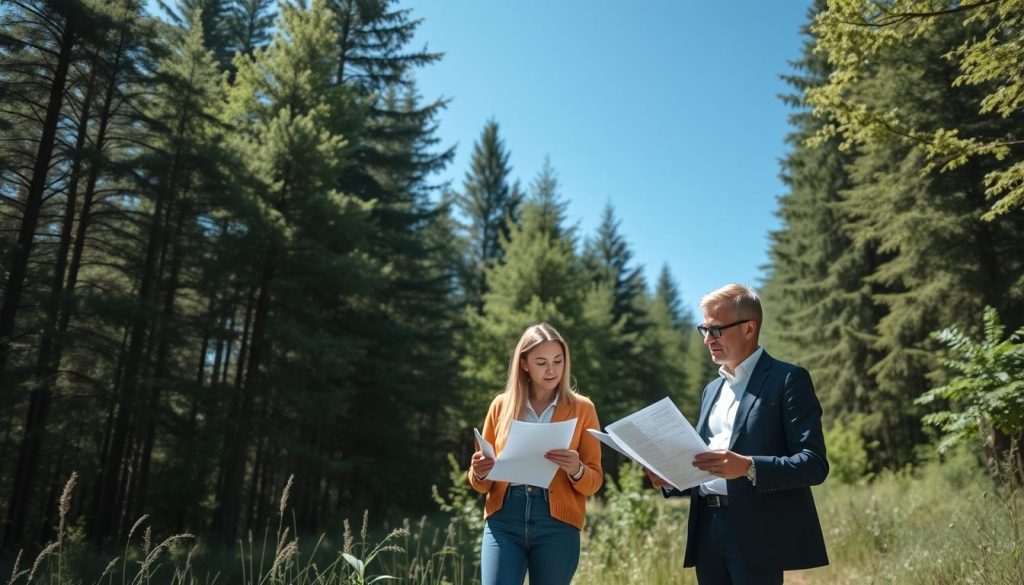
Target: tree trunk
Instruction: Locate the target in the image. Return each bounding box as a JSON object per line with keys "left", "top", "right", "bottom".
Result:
{"left": 0, "top": 18, "right": 77, "bottom": 547}
{"left": 131, "top": 202, "right": 188, "bottom": 524}
{"left": 4, "top": 60, "right": 98, "bottom": 548}
{"left": 0, "top": 18, "right": 76, "bottom": 395}
{"left": 213, "top": 255, "right": 274, "bottom": 542}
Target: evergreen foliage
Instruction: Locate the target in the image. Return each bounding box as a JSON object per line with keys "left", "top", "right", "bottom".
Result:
{"left": 7, "top": 0, "right": 1021, "bottom": 555}
{"left": 453, "top": 120, "right": 522, "bottom": 311}
{"left": 767, "top": 1, "right": 1024, "bottom": 470}
{"left": 579, "top": 205, "right": 659, "bottom": 422}
{"left": 460, "top": 161, "right": 582, "bottom": 424}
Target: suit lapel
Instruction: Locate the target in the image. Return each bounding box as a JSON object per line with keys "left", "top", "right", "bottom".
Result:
{"left": 697, "top": 379, "right": 725, "bottom": 440}
{"left": 728, "top": 351, "right": 773, "bottom": 449}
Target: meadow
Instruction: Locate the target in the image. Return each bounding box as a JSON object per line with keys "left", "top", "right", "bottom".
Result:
{"left": 6, "top": 447, "right": 1021, "bottom": 585}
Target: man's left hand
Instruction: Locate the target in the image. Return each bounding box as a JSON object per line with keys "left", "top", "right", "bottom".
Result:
{"left": 692, "top": 450, "right": 752, "bottom": 480}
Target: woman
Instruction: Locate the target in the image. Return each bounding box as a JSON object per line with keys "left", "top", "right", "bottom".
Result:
{"left": 468, "top": 323, "right": 602, "bottom": 585}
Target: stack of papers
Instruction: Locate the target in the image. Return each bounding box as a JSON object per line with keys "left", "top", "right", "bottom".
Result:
{"left": 589, "top": 397, "right": 713, "bottom": 491}
{"left": 474, "top": 418, "right": 577, "bottom": 488}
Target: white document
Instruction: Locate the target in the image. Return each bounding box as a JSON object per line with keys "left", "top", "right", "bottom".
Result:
{"left": 474, "top": 428, "right": 496, "bottom": 459}
{"left": 602, "top": 397, "right": 713, "bottom": 491}
{"left": 587, "top": 429, "right": 631, "bottom": 458}
{"left": 475, "top": 418, "right": 578, "bottom": 488}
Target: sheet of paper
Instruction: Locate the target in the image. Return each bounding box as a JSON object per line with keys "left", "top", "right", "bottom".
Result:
{"left": 587, "top": 429, "right": 631, "bottom": 459}
{"left": 474, "top": 427, "right": 496, "bottom": 460}
{"left": 605, "top": 397, "right": 713, "bottom": 491}
{"left": 484, "top": 418, "right": 577, "bottom": 488}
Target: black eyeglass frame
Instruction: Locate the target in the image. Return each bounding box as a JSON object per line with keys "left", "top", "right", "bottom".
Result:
{"left": 696, "top": 320, "right": 752, "bottom": 339}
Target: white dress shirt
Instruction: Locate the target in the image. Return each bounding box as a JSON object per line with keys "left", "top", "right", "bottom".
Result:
{"left": 524, "top": 394, "right": 558, "bottom": 423}
{"left": 700, "top": 346, "right": 764, "bottom": 496}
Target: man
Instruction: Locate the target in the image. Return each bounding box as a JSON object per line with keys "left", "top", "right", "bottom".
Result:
{"left": 647, "top": 283, "right": 828, "bottom": 584}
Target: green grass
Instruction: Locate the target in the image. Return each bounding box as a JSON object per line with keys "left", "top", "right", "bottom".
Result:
{"left": 6, "top": 450, "right": 1021, "bottom": 584}
{"left": 807, "top": 448, "right": 1024, "bottom": 584}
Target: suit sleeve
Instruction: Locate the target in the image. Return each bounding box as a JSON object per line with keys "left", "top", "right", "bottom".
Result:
{"left": 751, "top": 367, "right": 829, "bottom": 490}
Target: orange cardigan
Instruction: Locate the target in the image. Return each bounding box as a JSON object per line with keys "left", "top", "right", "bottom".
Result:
{"left": 467, "top": 392, "right": 603, "bottom": 529}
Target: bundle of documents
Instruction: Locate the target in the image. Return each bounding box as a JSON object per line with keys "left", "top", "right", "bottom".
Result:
{"left": 589, "top": 397, "right": 713, "bottom": 491}
{"left": 474, "top": 418, "right": 577, "bottom": 488}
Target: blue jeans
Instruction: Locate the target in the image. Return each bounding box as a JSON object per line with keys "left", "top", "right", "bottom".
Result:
{"left": 480, "top": 485, "right": 580, "bottom": 585}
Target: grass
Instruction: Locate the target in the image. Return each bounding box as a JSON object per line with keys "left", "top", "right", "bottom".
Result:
{"left": 5, "top": 448, "right": 1021, "bottom": 584}
{"left": 806, "top": 447, "right": 1024, "bottom": 584}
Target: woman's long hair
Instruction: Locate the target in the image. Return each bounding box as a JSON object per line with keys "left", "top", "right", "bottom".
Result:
{"left": 495, "top": 323, "right": 576, "bottom": 442}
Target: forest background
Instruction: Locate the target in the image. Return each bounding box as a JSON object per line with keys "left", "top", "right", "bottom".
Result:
{"left": 0, "top": 0, "right": 1023, "bottom": 583}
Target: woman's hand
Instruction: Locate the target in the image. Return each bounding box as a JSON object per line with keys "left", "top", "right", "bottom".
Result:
{"left": 471, "top": 450, "right": 494, "bottom": 480}
{"left": 545, "top": 449, "right": 583, "bottom": 478}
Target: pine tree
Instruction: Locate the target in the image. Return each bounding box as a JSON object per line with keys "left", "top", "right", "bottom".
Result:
{"left": 462, "top": 161, "right": 582, "bottom": 425}
{"left": 579, "top": 204, "right": 657, "bottom": 422}
{"left": 761, "top": 0, "right": 884, "bottom": 455}
{"left": 455, "top": 120, "right": 523, "bottom": 310}
{"left": 838, "top": 16, "right": 1024, "bottom": 466}
{"left": 311, "top": 0, "right": 458, "bottom": 519}
{"left": 646, "top": 266, "right": 695, "bottom": 418}
{"left": 212, "top": 0, "right": 375, "bottom": 541}
{"left": 165, "top": 0, "right": 234, "bottom": 67}
{"left": 226, "top": 0, "right": 275, "bottom": 59}
{"left": 772, "top": 6, "right": 1024, "bottom": 468}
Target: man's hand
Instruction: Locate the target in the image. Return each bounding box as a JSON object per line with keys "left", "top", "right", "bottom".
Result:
{"left": 692, "top": 450, "right": 752, "bottom": 479}
{"left": 644, "top": 468, "right": 670, "bottom": 489}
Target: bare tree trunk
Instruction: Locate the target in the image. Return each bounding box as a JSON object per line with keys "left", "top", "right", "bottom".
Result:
{"left": 131, "top": 203, "right": 188, "bottom": 524}
{"left": 213, "top": 256, "right": 273, "bottom": 542}
{"left": 1, "top": 18, "right": 77, "bottom": 546}
{"left": 4, "top": 61, "right": 98, "bottom": 548}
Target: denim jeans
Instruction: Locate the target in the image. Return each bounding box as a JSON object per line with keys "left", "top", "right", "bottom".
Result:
{"left": 480, "top": 485, "right": 580, "bottom": 585}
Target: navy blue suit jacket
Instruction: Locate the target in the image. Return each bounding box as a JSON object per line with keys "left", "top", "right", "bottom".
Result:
{"left": 668, "top": 350, "right": 829, "bottom": 572}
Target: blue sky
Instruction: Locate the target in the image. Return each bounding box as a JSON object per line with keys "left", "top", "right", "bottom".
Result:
{"left": 408, "top": 1, "right": 814, "bottom": 315}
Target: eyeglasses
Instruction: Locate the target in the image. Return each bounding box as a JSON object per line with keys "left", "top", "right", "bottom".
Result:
{"left": 696, "top": 320, "right": 751, "bottom": 339}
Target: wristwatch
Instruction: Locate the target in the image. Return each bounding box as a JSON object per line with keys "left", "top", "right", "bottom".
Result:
{"left": 746, "top": 461, "right": 757, "bottom": 485}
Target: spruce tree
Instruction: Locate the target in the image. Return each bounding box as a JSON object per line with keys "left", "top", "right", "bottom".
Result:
{"left": 455, "top": 120, "right": 523, "bottom": 310}
{"left": 646, "top": 265, "right": 695, "bottom": 418}
{"left": 579, "top": 204, "right": 657, "bottom": 422}
{"left": 761, "top": 0, "right": 884, "bottom": 457}
{"left": 462, "top": 161, "right": 582, "bottom": 425}
{"left": 212, "top": 0, "right": 375, "bottom": 541}
{"left": 838, "top": 16, "right": 1024, "bottom": 466}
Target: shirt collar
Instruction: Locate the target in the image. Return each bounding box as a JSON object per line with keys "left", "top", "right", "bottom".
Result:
{"left": 719, "top": 346, "right": 764, "bottom": 387}
{"left": 526, "top": 393, "right": 559, "bottom": 416}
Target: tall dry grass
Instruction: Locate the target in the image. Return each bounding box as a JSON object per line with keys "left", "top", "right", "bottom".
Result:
{"left": 5, "top": 448, "right": 1021, "bottom": 584}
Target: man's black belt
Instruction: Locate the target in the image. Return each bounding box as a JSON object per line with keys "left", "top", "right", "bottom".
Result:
{"left": 701, "top": 494, "right": 729, "bottom": 508}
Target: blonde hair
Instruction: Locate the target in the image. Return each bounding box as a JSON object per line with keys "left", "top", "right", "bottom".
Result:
{"left": 496, "top": 323, "right": 576, "bottom": 442}
{"left": 699, "top": 283, "right": 763, "bottom": 328}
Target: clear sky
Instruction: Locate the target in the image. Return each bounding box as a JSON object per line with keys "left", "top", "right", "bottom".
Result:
{"left": 408, "top": 0, "right": 813, "bottom": 314}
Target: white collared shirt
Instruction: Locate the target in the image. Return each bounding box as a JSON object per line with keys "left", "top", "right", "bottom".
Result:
{"left": 524, "top": 394, "right": 558, "bottom": 423}
{"left": 700, "top": 346, "right": 764, "bottom": 495}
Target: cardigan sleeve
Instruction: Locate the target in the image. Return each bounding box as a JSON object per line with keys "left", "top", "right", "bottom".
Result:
{"left": 569, "top": 397, "right": 603, "bottom": 496}
{"left": 467, "top": 395, "right": 502, "bottom": 493}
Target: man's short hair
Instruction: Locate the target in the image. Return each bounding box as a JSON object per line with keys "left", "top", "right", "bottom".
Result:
{"left": 699, "top": 283, "right": 763, "bottom": 327}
